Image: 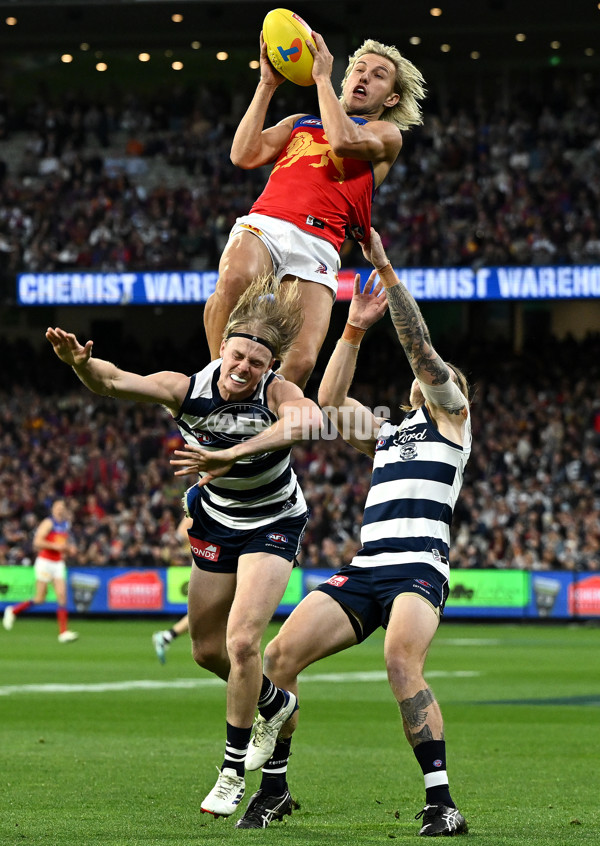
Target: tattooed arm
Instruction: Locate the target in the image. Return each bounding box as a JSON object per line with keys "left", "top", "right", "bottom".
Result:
{"left": 361, "top": 228, "right": 449, "bottom": 387}
{"left": 361, "top": 228, "right": 467, "bottom": 424}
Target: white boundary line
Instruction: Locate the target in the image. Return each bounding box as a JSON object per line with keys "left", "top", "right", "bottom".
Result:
{"left": 0, "top": 669, "right": 480, "bottom": 696}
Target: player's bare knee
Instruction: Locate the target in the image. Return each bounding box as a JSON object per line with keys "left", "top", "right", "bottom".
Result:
{"left": 226, "top": 630, "right": 260, "bottom": 668}
{"left": 263, "top": 638, "right": 281, "bottom": 676}
{"left": 192, "top": 639, "right": 224, "bottom": 673}
{"left": 215, "top": 268, "right": 252, "bottom": 307}
{"left": 263, "top": 636, "right": 296, "bottom": 683}
{"left": 386, "top": 655, "right": 424, "bottom": 695}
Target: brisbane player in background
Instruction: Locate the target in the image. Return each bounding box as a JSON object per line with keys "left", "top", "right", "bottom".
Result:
{"left": 3, "top": 499, "right": 79, "bottom": 643}
{"left": 203, "top": 28, "right": 426, "bottom": 389}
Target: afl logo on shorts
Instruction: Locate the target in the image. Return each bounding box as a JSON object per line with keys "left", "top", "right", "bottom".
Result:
{"left": 196, "top": 432, "right": 212, "bottom": 445}
{"left": 415, "top": 579, "right": 431, "bottom": 588}
{"left": 267, "top": 532, "right": 288, "bottom": 543}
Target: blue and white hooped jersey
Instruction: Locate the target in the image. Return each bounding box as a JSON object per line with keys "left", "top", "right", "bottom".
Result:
{"left": 351, "top": 404, "right": 471, "bottom": 581}
{"left": 174, "top": 360, "right": 306, "bottom": 530}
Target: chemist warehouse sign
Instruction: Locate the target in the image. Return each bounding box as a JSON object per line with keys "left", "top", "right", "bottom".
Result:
{"left": 17, "top": 264, "right": 600, "bottom": 305}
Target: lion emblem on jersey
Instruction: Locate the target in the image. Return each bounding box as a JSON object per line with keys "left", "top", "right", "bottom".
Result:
{"left": 272, "top": 131, "right": 346, "bottom": 183}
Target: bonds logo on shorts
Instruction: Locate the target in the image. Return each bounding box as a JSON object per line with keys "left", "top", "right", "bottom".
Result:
{"left": 415, "top": 579, "right": 431, "bottom": 588}
{"left": 326, "top": 574, "right": 348, "bottom": 588}
{"left": 266, "top": 532, "right": 288, "bottom": 543}
{"left": 190, "top": 538, "right": 221, "bottom": 562}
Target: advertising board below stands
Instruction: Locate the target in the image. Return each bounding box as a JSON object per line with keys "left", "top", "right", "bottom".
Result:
{"left": 17, "top": 263, "right": 600, "bottom": 306}
{"left": 1, "top": 567, "right": 600, "bottom": 620}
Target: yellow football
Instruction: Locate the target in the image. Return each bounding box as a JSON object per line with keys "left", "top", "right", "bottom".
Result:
{"left": 262, "top": 8, "right": 316, "bottom": 87}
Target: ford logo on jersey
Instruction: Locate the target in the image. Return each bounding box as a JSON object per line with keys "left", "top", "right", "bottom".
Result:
{"left": 267, "top": 533, "right": 288, "bottom": 543}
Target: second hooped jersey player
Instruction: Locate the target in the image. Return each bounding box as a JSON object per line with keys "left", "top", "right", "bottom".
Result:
{"left": 351, "top": 404, "right": 472, "bottom": 583}
{"left": 250, "top": 115, "right": 375, "bottom": 250}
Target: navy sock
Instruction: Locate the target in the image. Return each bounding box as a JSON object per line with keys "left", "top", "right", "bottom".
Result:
{"left": 413, "top": 740, "right": 455, "bottom": 808}
{"left": 222, "top": 722, "right": 251, "bottom": 777}
{"left": 260, "top": 737, "right": 292, "bottom": 795}
{"left": 257, "top": 674, "right": 287, "bottom": 721}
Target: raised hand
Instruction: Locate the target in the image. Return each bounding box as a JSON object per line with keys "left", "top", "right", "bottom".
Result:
{"left": 347, "top": 272, "right": 388, "bottom": 330}
{"left": 360, "top": 226, "right": 390, "bottom": 271}
{"left": 46, "top": 327, "right": 93, "bottom": 367}
{"left": 260, "top": 31, "right": 286, "bottom": 87}
{"left": 306, "top": 31, "right": 334, "bottom": 83}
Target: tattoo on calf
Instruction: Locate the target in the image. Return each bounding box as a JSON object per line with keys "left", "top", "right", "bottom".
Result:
{"left": 412, "top": 724, "right": 434, "bottom": 745}
{"left": 399, "top": 687, "right": 435, "bottom": 729}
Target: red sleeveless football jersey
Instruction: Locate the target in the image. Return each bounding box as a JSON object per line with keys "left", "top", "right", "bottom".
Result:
{"left": 250, "top": 116, "right": 375, "bottom": 251}
{"left": 39, "top": 518, "right": 70, "bottom": 561}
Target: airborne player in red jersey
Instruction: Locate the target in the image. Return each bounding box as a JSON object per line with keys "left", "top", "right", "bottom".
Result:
{"left": 203, "top": 29, "right": 426, "bottom": 389}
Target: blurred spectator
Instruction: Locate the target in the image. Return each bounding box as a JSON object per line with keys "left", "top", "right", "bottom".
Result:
{"left": 1, "top": 74, "right": 599, "bottom": 570}
{"left": 0, "top": 331, "right": 599, "bottom": 571}
{"left": 0, "top": 71, "right": 600, "bottom": 296}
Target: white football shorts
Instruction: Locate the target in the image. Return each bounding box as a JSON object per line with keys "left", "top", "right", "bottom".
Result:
{"left": 34, "top": 556, "right": 67, "bottom": 583}
{"left": 229, "top": 213, "right": 340, "bottom": 296}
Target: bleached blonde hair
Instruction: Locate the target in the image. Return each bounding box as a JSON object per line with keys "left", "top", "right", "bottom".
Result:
{"left": 223, "top": 274, "right": 304, "bottom": 361}
{"left": 341, "top": 39, "right": 426, "bottom": 130}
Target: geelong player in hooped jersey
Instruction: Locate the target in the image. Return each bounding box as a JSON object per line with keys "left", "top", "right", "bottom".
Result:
{"left": 233, "top": 228, "right": 470, "bottom": 834}
{"left": 45, "top": 275, "right": 322, "bottom": 820}
{"left": 203, "top": 29, "right": 426, "bottom": 389}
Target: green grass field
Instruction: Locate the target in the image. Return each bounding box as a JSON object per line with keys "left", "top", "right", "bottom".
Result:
{"left": 2, "top": 618, "right": 599, "bottom": 845}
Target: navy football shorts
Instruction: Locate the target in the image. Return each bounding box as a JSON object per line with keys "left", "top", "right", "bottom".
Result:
{"left": 315, "top": 562, "right": 449, "bottom": 643}
{"left": 184, "top": 484, "right": 309, "bottom": 573}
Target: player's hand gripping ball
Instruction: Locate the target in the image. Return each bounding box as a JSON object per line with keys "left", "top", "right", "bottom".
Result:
{"left": 262, "top": 8, "right": 316, "bottom": 86}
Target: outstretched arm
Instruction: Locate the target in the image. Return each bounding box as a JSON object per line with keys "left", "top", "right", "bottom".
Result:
{"left": 361, "top": 231, "right": 448, "bottom": 386}
{"left": 318, "top": 273, "right": 388, "bottom": 456}
{"left": 361, "top": 229, "right": 466, "bottom": 416}
{"left": 230, "top": 33, "right": 304, "bottom": 168}
{"left": 46, "top": 326, "right": 188, "bottom": 414}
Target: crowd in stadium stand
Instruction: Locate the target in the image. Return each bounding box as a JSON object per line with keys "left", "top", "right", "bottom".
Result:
{"left": 1, "top": 330, "right": 599, "bottom": 572}
{"left": 0, "top": 76, "right": 599, "bottom": 571}
{"left": 0, "top": 70, "right": 600, "bottom": 303}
